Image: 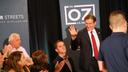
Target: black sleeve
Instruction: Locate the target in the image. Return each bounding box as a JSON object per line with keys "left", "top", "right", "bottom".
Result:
{"left": 71, "top": 32, "right": 80, "bottom": 50}
{"left": 98, "top": 45, "right": 104, "bottom": 61}
{"left": 125, "top": 38, "right": 128, "bottom": 60}
{"left": 68, "top": 57, "right": 77, "bottom": 72}
{"left": 53, "top": 56, "right": 64, "bottom": 66}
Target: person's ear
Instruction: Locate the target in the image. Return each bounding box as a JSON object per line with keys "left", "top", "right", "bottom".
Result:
{"left": 55, "top": 49, "right": 58, "bottom": 53}
{"left": 124, "top": 20, "right": 127, "bottom": 27}
{"left": 94, "top": 21, "right": 96, "bottom": 25}
{"left": 109, "top": 24, "right": 112, "bottom": 30}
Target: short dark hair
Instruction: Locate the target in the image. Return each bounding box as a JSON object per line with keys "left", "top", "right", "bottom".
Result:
{"left": 84, "top": 14, "right": 96, "bottom": 22}
{"left": 54, "top": 40, "right": 64, "bottom": 49}
{"left": 32, "top": 50, "right": 49, "bottom": 70}
{"left": 3, "top": 38, "right": 9, "bottom": 48}
{"left": 0, "top": 49, "right": 3, "bottom": 55}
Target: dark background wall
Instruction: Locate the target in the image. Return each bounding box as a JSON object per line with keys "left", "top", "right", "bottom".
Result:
{"left": 28, "top": 0, "right": 62, "bottom": 63}
{"left": 28, "top": 0, "right": 128, "bottom": 67}
{"left": 100, "top": 0, "right": 128, "bottom": 39}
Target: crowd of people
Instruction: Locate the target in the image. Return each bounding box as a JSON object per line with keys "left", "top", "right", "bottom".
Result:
{"left": 0, "top": 10, "right": 128, "bottom": 72}
{"left": 0, "top": 33, "right": 49, "bottom": 72}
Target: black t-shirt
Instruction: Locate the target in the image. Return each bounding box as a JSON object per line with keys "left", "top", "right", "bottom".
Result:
{"left": 99, "top": 32, "right": 128, "bottom": 72}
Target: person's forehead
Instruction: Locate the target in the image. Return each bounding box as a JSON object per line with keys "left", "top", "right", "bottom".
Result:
{"left": 85, "top": 18, "right": 93, "bottom": 20}
{"left": 57, "top": 42, "right": 64, "bottom": 45}
{"left": 13, "top": 36, "right": 20, "bottom": 39}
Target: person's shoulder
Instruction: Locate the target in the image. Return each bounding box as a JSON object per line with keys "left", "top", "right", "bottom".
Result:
{"left": 18, "top": 46, "right": 27, "bottom": 52}
{"left": 53, "top": 56, "right": 59, "bottom": 64}
{"left": 95, "top": 27, "right": 100, "bottom": 30}
{"left": 19, "top": 46, "right": 24, "bottom": 48}
{"left": 19, "top": 46, "right": 26, "bottom": 50}
{"left": 95, "top": 28, "right": 100, "bottom": 32}
{"left": 101, "top": 36, "right": 111, "bottom": 44}
{"left": 123, "top": 33, "right": 128, "bottom": 41}
{"left": 55, "top": 56, "right": 63, "bottom": 61}
{"left": 78, "top": 28, "right": 87, "bottom": 33}
{"left": 125, "top": 33, "right": 128, "bottom": 37}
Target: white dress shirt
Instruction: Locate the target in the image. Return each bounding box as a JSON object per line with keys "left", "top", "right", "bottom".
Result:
{"left": 88, "top": 29, "right": 100, "bottom": 57}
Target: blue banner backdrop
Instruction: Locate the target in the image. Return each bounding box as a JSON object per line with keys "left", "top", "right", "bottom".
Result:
{"left": 59, "top": 0, "right": 100, "bottom": 39}
{"left": 59, "top": 0, "right": 100, "bottom": 71}
{"left": 0, "top": 0, "right": 30, "bottom": 54}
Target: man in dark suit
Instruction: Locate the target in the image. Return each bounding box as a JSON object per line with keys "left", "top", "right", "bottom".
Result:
{"left": 53, "top": 40, "right": 76, "bottom": 72}
{"left": 68, "top": 14, "right": 101, "bottom": 72}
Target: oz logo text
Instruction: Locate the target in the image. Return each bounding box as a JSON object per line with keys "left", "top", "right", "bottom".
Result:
{"left": 64, "top": 4, "right": 95, "bottom": 25}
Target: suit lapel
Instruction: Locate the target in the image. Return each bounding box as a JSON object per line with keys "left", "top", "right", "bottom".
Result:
{"left": 84, "top": 28, "right": 93, "bottom": 56}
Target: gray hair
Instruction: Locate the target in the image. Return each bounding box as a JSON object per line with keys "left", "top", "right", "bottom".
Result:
{"left": 8, "top": 33, "right": 20, "bottom": 42}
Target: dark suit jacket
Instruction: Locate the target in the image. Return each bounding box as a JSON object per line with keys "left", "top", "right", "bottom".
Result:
{"left": 71, "top": 28, "right": 101, "bottom": 71}
{"left": 53, "top": 56, "right": 76, "bottom": 72}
